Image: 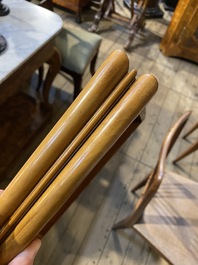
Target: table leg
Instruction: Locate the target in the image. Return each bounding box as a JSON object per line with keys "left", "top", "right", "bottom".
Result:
{"left": 42, "top": 47, "right": 61, "bottom": 109}
{"left": 89, "top": 0, "right": 111, "bottom": 32}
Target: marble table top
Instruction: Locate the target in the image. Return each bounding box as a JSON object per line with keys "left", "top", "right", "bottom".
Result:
{"left": 0, "top": 0, "right": 63, "bottom": 84}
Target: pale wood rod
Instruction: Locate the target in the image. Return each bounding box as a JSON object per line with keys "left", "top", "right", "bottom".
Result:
{"left": 0, "top": 50, "right": 129, "bottom": 227}
{"left": 0, "top": 70, "right": 137, "bottom": 243}
{"left": 0, "top": 74, "right": 158, "bottom": 264}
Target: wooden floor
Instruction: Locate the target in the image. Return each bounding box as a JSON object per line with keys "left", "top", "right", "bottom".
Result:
{"left": 1, "top": 3, "right": 198, "bottom": 265}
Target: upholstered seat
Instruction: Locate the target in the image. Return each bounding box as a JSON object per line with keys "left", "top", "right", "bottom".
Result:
{"left": 57, "top": 27, "right": 102, "bottom": 99}
{"left": 56, "top": 27, "right": 101, "bottom": 76}
{"left": 37, "top": 27, "right": 102, "bottom": 100}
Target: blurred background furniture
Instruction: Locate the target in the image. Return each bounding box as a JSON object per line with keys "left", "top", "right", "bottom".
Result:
{"left": 0, "top": 0, "right": 62, "bottom": 177}
{"left": 52, "top": 0, "right": 91, "bottom": 22}
{"left": 38, "top": 0, "right": 54, "bottom": 10}
{"left": 173, "top": 121, "right": 198, "bottom": 163}
{"left": 125, "top": 0, "right": 164, "bottom": 18}
{"left": 38, "top": 27, "right": 102, "bottom": 100}
{"left": 160, "top": 0, "right": 198, "bottom": 63}
{"left": 89, "top": 0, "right": 148, "bottom": 50}
{"left": 113, "top": 111, "right": 198, "bottom": 265}
{"left": 162, "top": 0, "right": 178, "bottom": 12}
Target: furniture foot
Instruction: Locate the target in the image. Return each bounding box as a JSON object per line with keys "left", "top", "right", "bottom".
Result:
{"left": 75, "top": 11, "right": 82, "bottom": 23}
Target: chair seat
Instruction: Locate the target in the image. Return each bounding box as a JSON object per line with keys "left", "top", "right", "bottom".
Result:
{"left": 55, "top": 27, "right": 102, "bottom": 74}
{"left": 134, "top": 171, "right": 198, "bottom": 265}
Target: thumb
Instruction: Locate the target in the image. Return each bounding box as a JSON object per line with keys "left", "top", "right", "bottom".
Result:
{"left": 9, "top": 239, "right": 41, "bottom": 265}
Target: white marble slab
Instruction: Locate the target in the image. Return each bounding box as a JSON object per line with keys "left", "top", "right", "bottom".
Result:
{"left": 0, "top": 0, "right": 63, "bottom": 84}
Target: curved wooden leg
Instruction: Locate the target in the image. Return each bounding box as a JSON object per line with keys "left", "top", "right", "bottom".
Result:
{"left": 36, "top": 66, "right": 44, "bottom": 91}
{"left": 173, "top": 141, "right": 198, "bottom": 163}
{"left": 125, "top": 1, "right": 147, "bottom": 50}
{"left": 113, "top": 181, "right": 157, "bottom": 230}
{"left": 124, "top": 22, "right": 137, "bottom": 50}
{"left": 131, "top": 175, "right": 149, "bottom": 193}
{"left": 73, "top": 74, "right": 82, "bottom": 100}
{"left": 183, "top": 122, "right": 198, "bottom": 138}
{"left": 42, "top": 47, "right": 60, "bottom": 109}
{"left": 90, "top": 51, "right": 99, "bottom": 76}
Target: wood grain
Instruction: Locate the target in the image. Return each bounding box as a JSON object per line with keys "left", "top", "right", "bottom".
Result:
{"left": 0, "top": 73, "right": 157, "bottom": 264}
{"left": 0, "top": 50, "right": 129, "bottom": 228}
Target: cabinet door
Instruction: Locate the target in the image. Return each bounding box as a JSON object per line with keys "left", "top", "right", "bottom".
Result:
{"left": 177, "top": 5, "right": 198, "bottom": 57}
{"left": 160, "top": 0, "right": 198, "bottom": 63}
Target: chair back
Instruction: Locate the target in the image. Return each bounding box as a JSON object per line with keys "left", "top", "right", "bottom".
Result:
{"left": 125, "top": 111, "right": 192, "bottom": 226}
{"left": 0, "top": 50, "right": 158, "bottom": 264}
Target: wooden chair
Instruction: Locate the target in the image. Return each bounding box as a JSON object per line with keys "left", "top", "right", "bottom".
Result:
{"left": 0, "top": 50, "right": 158, "bottom": 264}
{"left": 173, "top": 120, "right": 198, "bottom": 163}
{"left": 37, "top": 26, "right": 102, "bottom": 100}
{"left": 33, "top": 0, "right": 102, "bottom": 100}
{"left": 113, "top": 111, "right": 198, "bottom": 265}
{"left": 89, "top": 0, "right": 148, "bottom": 50}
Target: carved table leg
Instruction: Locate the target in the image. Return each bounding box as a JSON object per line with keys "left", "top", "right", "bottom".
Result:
{"left": 89, "top": 0, "right": 111, "bottom": 32}
{"left": 124, "top": 1, "right": 146, "bottom": 50}
{"left": 42, "top": 47, "right": 60, "bottom": 109}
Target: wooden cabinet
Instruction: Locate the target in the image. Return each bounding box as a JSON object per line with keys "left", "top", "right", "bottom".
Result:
{"left": 53, "top": 0, "right": 91, "bottom": 22}
{"left": 160, "top": 0, "right": 198, "bottom": 63}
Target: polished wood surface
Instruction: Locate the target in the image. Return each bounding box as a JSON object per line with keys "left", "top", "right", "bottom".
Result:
{"left": 33, "top": 6, "right": 197, "bottom": 265}
{"left": 113, "top": 111, "right": 198, "bottom": 265}
{"left": 160, "top": 0, "right": 198, "bottom": 63}
{"left": 0, "top": 69, "right": 138, "bottom": 241}
{"left": 0, "top": 50, "right": 157, "bottom": 264}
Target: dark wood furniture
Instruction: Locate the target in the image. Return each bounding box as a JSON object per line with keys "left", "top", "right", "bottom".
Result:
{"left": 38, "top": 27, "right": 102, "bottom": 100}
{"left": 52, "top": 0, "right": 91, "bottom": 22}
{"left": 113, "top": 111, "right": 198, "bottom": 265}
{"left": 36, "top": 0, "right": 102, "bottom": 100}
{"left": 160, "top": 0, "right": 198, "bottom": 63}
{"left": 0, "top": 50, "right": 158, "bottom": 264}
{"left": 89, "top": 0, "right": 148, "bottom": 50}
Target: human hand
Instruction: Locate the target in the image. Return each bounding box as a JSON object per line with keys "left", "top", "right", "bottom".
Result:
{"left": 8, "top": 239, "right": 41, "bottom": 265}
{"left": 0, "top": 190, "right": 41, "bottom": 265}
